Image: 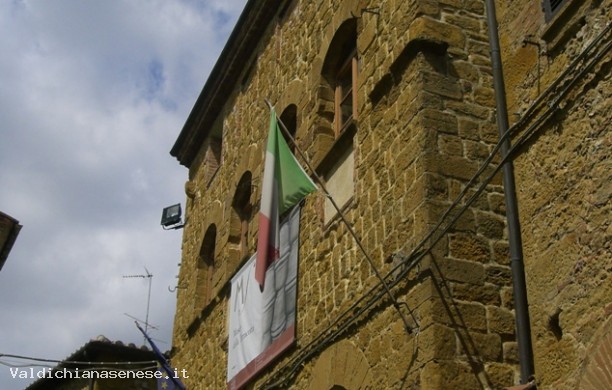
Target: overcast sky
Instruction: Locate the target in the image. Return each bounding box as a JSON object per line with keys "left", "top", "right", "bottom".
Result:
{"left": 0, "top": 1, "right": 246, "bottom": 388}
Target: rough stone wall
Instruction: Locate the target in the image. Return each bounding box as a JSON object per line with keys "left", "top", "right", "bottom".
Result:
{"left": 496, "top": 0, "right": 612, "bottom": 388}
{"left": 168, "top": 0, "right": 611, "bottom": 389}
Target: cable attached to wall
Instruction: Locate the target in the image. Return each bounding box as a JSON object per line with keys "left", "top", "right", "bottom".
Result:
{"left": 262, "top": 25, "right": 611, "bottom": 387}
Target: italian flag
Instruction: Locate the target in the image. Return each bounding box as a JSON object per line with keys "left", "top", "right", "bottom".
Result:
{"left": 255, "top": 110, "right": 317, "bottom": 288}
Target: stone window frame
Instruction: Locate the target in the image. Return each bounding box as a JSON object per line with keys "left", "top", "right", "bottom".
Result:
{"left": 203, "top": 116, "right": 224, "bottom": 189}
{"left": 540, "top": 0, "right": 591, "bottom": 52}
{"left": 307, "top": 340, "right": 373, "bottom": 389}
{"left": 542, "top": 0, "right": 571, "bottom": 22}
{"left": 317, "top": 126, "right": 356, "bottom": 226}
{"left": 279, "top": 104, "right": 298, "bottom": 153}
{"left": 316, "top": 18, "right": 359, "bottom": 226}
{"left": 334, "top": 47, "right": 359, "bottom": 138}
{"left": 228, "top": 171, "right": 253, "bottom": 270}
{"left": 195, "top": 224, "right": 216, "bottom": 311}
{"left": 318, "top": 18, "right": 359, "bottom": 141}
{"left": 204, "top": 136, "right": 222, "bottom": 188}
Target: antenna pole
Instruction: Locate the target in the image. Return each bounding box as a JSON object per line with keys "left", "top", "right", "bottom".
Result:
{"left": 123, "top": 268, "right": 154, "bottom": 345}
{"left": 145, "top": 271, "right": 152, "bottom": 337}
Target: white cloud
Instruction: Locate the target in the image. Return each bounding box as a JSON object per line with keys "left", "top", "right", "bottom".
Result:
{"left": 0, "top": 0, "right": 247, "bottom": 388}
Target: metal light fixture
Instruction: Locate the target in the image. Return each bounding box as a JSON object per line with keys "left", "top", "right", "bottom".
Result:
{"left": 161, "top": 203, "right": 185, "bottom": 230}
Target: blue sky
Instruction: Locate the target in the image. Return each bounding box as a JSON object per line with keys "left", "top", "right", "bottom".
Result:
{"left": 0, "top": 1, "right": 246, "bottom": 388}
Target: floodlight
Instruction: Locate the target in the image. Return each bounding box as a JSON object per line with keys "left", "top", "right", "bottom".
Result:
{"left": 161, "top": 203, "right": 184, "bottom": 229}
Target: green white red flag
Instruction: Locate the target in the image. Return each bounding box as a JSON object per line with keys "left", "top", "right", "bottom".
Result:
{"left": 255, "top": 110, "right": 317, "bottom": 288}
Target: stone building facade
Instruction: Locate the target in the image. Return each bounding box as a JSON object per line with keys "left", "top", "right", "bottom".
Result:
{"left": 496, "top": 0, "right": 611, "bottom": 388}
{"left": 169, "top": 0, "right": 610, "bottom": 388}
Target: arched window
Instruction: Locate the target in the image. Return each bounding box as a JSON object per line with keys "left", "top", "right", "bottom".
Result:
{"left": 204, "top": 117, "right": 223, "bottom": 188}
{"left": 307, "top": 340, "right": 373, "bottom": 389}
{"left": 229, "top": 171, "right": 252, "bottom": 267}
{"left": 318, "top": 19, "right": 358, "bottom": 224}
{"left": 196, "top": 224, "right": 216, "bottom": 309}
{"left": 322, "top": 19, "right": 358, "bottom": 138}
{"left": 279, "top": 104, "right": 297, "bottom": 152}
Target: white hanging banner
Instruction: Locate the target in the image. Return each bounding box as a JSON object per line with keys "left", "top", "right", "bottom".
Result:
{"left": 227, "top": 207, "right": 301, "bottom": 389}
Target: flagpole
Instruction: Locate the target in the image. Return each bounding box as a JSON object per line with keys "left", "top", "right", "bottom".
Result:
{"left": 135, "top": 321, "right": 186, "bottom": 390}
{"left": 264, "top": 99, "right": 418, "bottom": 334}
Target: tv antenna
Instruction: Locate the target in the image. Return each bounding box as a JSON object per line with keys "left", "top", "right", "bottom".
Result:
{"left": 123, "top": 313, "right": 159, "bottom": 331}
{"left": 123, "top": 313, "right": 166, "bottom": 344}
{"left": 123, "top": 267, "right": 154, "bottom": 343}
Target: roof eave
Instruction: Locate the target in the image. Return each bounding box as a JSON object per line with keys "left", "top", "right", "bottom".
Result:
{"left": 170, "top": 0, "right": 282, "bottom": 168}
{"left": 0, "top": 212, "right": 21, "bottom": 272}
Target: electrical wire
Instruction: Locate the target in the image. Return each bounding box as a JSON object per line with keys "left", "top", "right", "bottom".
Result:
{"left": 0, "top": 352, "right": 158, "bottom": 367}
{"left": 390, "top": 21, "right": 611, "bottom": 279}
{"left": 0, "top": 361, "right": 55, "bottom": 369}
{"left": 377, "top": 17, "right": 611, "bottom": 293}
{"left": 0, "top": 360, "right": 159, "bottom": 373}
{"left": 509, "top": 22, "right": 611, "bottom": 133}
